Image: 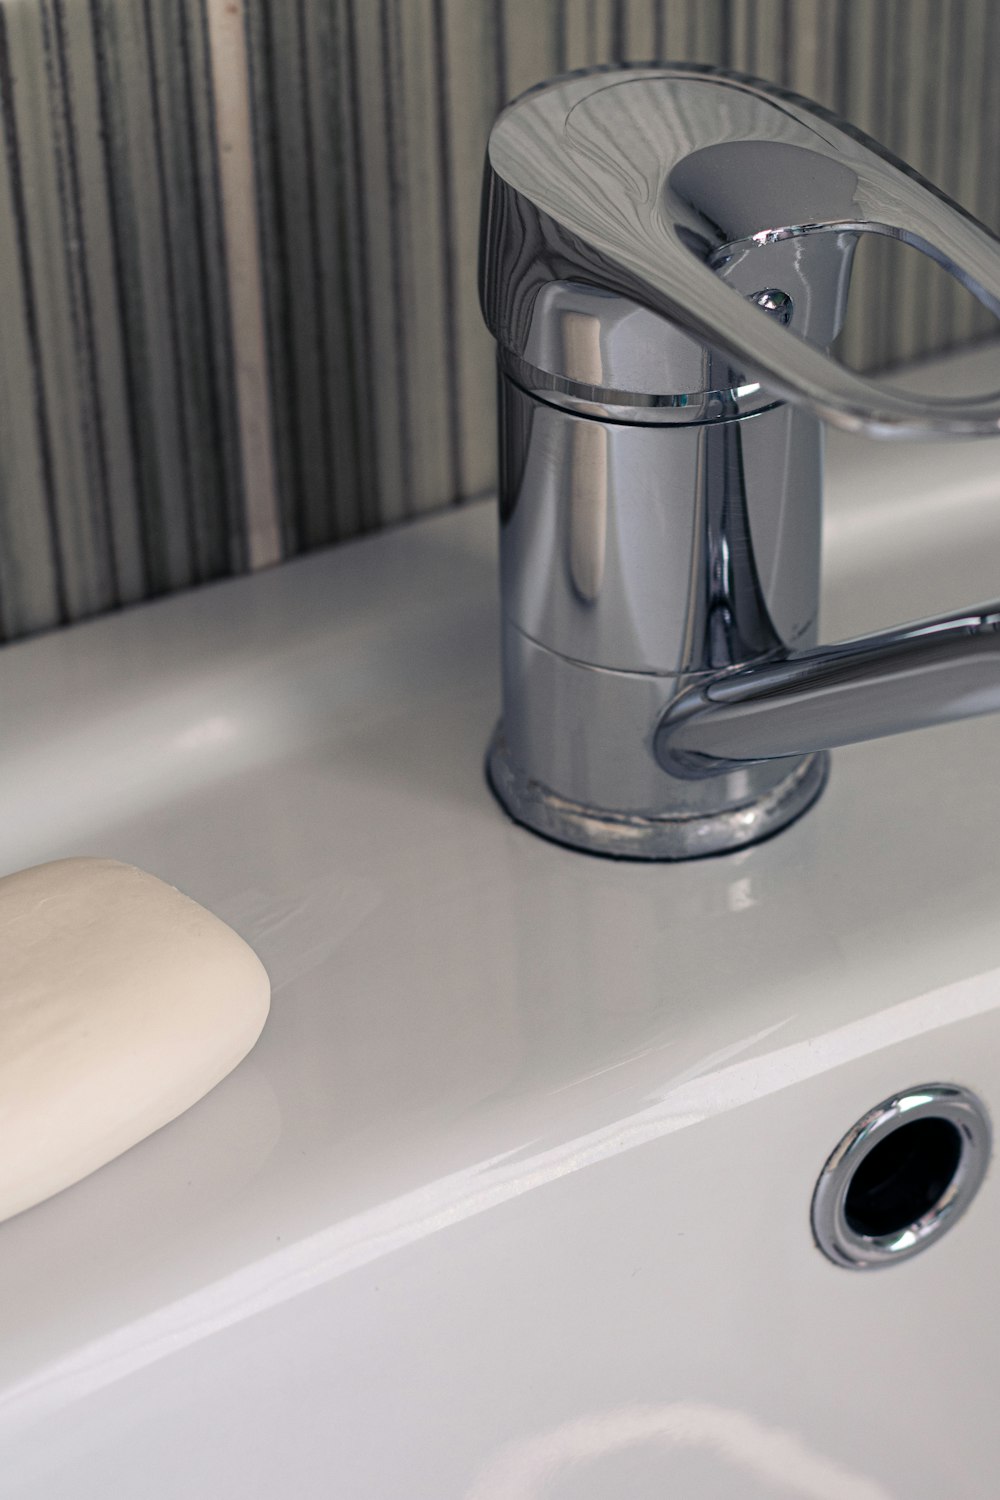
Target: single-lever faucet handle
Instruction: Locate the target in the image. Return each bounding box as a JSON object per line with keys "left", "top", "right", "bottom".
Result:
{"left": 482, "top": 65, "right": 1000, "bottom": 436}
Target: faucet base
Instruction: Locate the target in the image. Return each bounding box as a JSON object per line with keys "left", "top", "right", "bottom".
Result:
{"left": 487, "top": 727, "right": 829, "bottom": 860}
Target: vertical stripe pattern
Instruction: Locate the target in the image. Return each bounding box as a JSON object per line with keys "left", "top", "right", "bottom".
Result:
{"left": 0, "top": 0, "right": 997, "bottom": 641}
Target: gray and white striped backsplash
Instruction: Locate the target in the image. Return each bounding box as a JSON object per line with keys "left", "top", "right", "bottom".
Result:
{"left": 0, "top": 0, "right": 996, "bottom": 641}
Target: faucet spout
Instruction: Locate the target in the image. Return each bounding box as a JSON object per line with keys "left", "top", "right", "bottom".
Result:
{"left": 656, "top": 606, "right": 1000, "bottom": 776}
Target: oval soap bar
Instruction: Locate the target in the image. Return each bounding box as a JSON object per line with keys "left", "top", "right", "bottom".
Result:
{"left": 0, "top": 857, "right": 270, "bottom": 1223}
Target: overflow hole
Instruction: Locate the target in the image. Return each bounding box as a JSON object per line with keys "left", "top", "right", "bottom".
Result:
{"left": 844, "top": 1116, "right": 963, "bottom": 1239}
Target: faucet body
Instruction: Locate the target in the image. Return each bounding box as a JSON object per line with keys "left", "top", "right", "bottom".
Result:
{"left": 480, "top": 65, "right": 1000, "bottom": 858}
{"left": 494, "top": 326, "right": 829, "bottom": 856}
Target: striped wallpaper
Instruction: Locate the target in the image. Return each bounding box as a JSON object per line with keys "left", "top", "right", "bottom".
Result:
{"left": 0, "top": 0, "right": 997, "bottom": 641}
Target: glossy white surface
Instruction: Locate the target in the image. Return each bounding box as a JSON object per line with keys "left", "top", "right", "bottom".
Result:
{"left": 2, "top": 345, "right": 1000, "bottom": 1497}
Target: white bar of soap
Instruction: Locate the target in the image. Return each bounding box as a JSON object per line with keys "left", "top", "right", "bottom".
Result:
{"left": 0, "top": 857, "right": 270, "bottom": 1223}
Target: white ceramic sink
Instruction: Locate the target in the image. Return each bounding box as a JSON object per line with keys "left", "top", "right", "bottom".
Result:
{"left": 2, "top": 345, "right": 1000, "bottom": 1498}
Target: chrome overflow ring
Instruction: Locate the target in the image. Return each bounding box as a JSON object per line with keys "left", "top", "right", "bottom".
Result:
{"left": 811, "top": 1084, "right": 991, "bottom": 1269}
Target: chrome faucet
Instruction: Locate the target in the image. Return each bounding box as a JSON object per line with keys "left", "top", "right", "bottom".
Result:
{"left": 479, "top": 64, "right": 1000, "bottom": 859}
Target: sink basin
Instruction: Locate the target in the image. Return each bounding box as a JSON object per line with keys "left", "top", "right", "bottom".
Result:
{"left": 1, "top": 344, "right": 1000, "bottom": 1497}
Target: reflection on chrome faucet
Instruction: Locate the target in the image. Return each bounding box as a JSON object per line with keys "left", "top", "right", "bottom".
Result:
{"left": 479, "top": 65, "right": 1000, "bottom": 859}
